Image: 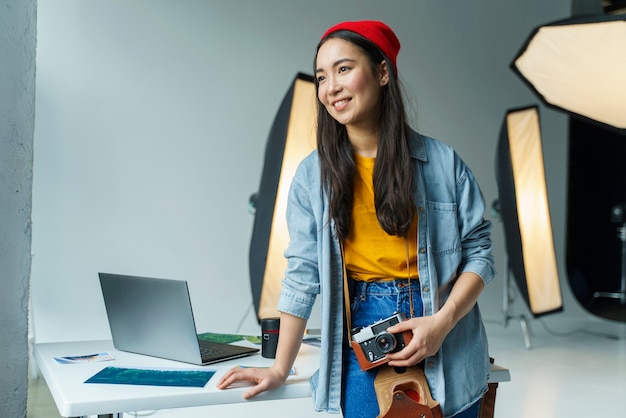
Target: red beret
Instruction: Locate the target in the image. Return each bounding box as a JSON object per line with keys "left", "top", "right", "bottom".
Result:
{"left": 321, "top": 20, "right": 401, "bottom": 73}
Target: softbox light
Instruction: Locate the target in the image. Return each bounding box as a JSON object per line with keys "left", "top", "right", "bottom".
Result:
{"left": 496, "top": 106, "right": 563, "bottom": 317}
{"left": 249, "top": 73, "right": 316, "bottom": 322}
{"left": 512, "top": 14, "right": 626, "bottom": 134}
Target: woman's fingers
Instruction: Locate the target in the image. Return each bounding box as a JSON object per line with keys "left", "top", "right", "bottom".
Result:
{"left": 216, "top": 366, "right": 284, "bottom": 400}
{"left": 242, "top": 377, "right": 272, "bottom": 399}
{"left": 216, "top": 366, "right": 254, "bottom": 389}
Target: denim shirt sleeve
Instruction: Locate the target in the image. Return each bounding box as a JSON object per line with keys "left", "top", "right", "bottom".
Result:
{"left": 276, "top": 152, "right": 345, "bottom": 414}
{"left": 455, "top": 163, "right": 496, "bottom": 285}
{"left": 276, "top": 160, "right": 321, "bottom": 319}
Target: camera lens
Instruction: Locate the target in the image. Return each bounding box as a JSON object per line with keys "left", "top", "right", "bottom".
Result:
{"left": 374, "top": 332, "right": 397, "bottom": 354}
{"left": 261, "top": 317, "right": 280, "bottom": 359}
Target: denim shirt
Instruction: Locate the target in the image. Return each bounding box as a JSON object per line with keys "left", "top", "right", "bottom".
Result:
{"left": 276, "top": 130, "right": 496, "bottom": 417}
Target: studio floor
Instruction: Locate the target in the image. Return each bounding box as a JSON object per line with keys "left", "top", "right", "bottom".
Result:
{"left": 28, "top": 311, "right": 626, "bottom": 418}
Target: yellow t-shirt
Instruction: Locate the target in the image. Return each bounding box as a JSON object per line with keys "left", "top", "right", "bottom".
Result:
{"left": 344, "top": 154, "right": 418, "bottom": 282}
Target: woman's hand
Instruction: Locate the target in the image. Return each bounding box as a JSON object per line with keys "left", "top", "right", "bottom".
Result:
{"left": 384, "top": 314, "right": 451, "bottom": 367}
{"left": 216, "top": 365, "right": 288, "bottom": 399}
{"left": 217, "top": 312, "right": 307, "bottom": 399}
{"left": 384, "top": 272, "right": 485, "bottom": 367}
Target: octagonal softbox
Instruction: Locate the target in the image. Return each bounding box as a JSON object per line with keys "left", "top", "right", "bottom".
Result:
{"left": 512, "top": 14, "right": 626, "bottom": 134}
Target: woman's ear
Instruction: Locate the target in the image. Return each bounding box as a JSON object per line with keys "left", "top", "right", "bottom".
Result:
{"left": 379, "top": 61, "right": 390, "bottom": 86}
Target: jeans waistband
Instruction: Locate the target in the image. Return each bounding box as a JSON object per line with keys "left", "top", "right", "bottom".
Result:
{"left": 350, "top": 278, "right": 420, "bottom": 295}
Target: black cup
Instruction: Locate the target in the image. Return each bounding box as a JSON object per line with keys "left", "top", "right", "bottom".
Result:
{"left": 261, "top": 317, "right": 280, "bottom": 358}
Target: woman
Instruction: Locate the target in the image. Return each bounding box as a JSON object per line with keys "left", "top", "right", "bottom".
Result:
{"left": 217, "top": 20, "right": 495, "bottom": 418}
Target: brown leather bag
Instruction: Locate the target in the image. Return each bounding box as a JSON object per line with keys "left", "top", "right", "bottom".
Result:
{"left": 374, "top": 366, "right": 443, "bottom": 418}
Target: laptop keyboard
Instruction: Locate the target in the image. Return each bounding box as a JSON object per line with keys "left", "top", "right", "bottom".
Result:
{"left": 197, "top": 339, "right": 258, "bottom": 363}
{"left": 200, "top": 346, "right": 226, "bottom": 356}
{"left": 198, "top": 340, "right": 227, "bottom": 361}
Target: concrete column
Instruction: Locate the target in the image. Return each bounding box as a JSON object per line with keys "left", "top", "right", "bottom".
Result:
{"left": 0, "top": 0, "right": 36, "bottom": 417}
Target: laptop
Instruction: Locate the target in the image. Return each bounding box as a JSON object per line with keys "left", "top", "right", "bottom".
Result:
{"left": 98, "top": 272, "right": 259, "bottom": 365}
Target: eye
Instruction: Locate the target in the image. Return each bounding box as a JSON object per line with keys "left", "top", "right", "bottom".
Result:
{"left": 316, "top": 75, "right": 326, "bottom": 83}
{"left": 338, "top": 66, "right": 350, "bottom": 73}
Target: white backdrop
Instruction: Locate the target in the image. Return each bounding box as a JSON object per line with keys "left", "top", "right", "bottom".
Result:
{"left": 31, "top": 0, "right": 574, "bottom": 345}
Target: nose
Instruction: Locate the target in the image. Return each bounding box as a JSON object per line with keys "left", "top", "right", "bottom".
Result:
{"left": 326, "top": 75, "right": 342, "bottom": 96}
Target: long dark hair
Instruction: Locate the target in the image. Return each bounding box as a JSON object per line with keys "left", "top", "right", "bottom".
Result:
{"left": 314, "top": 30, "right": 415, "bottom": 241}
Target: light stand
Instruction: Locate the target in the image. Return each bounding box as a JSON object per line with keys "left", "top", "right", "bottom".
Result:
{"left": 592, "top": 204, "right": 626, "bottom": 305}
{"left": 502, "top": 254, "right": 533, "bottom": 349}
{"left": 492, "top": 200, "right": 533, "bottom": 349}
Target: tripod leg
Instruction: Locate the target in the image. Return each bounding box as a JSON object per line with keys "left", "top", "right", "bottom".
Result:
{"left": 519, "top": 315, "right": 532, "bottom": 350}
{"left": 618, "top": 223, "right": 626, "bottom": 305}
{"left": 591, "top": 223, "right": 626, "bottom": 305}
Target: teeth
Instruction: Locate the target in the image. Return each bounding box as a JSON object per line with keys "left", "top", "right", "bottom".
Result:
{"left": 334, "top": 99, "right": 348, "bottom": 107}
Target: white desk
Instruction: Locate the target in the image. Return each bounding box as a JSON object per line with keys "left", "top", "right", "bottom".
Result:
{"left": 35, "top": 340, "right": 510, "bottom": 418}
{"left": 34, "top": 339, "right": 318, "bottom": 417}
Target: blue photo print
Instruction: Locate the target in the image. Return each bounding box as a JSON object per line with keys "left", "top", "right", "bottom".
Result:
{"left": 85, "top": 366, "right": 215, "bottom": 388}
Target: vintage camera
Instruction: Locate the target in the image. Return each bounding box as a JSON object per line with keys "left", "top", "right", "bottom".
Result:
{"left": 350, "top": 312, "right": 412, "bottom": 371}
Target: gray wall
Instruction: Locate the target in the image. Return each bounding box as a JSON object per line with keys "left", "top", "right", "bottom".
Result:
{"left": 0, "top": 0, "right": 36, "bottom": 417}
{"left": 10, "top": 1, "right": 626, "bottom": 417}
{"left": 6, "top": 1, "right": 623, "bottom": 416}
{"left": 31, "top": 1, "right": 583, "bottom": 345}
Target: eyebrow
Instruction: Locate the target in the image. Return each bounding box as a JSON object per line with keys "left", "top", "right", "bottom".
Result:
{"left": 315, "top": 57, "right": 356, "bottom": 74}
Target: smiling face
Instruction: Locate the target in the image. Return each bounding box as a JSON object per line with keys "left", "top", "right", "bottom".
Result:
{"left": 315, "top": 38, "right": 389, "bottom": 137}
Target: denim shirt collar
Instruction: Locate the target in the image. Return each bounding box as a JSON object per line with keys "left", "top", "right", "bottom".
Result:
{"left": 408, "top": 129, "right": 429, "bottom": 162}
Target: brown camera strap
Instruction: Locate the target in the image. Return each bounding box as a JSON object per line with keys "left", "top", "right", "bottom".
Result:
{"left": 341, "top": 242, "right": 353, "bottom": 346}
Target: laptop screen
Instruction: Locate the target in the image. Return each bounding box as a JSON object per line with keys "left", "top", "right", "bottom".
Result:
{"left": 99, "top": 273, "right": 209, "bottom": 364}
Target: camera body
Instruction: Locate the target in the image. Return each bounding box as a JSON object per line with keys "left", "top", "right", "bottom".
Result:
{"left": 350, "top": 312, "right": 412, "bottom": 371}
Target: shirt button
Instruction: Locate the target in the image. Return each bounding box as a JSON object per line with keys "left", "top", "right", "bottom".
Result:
{"left": 419, "top": 207, "right": 425, "bottom": 213}
{"left": 423, "top": 286, "right": 429, "bottom": 293}
{"left": 427, "top": 361, "right": 435, "bottom": 368}
{"left": 419, "top": 247, "right": 426, "bottom": 254}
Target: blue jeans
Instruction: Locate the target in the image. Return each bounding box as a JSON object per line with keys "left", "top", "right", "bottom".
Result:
{"left": 340, "top": 279, "right": 479, "bottom": 418}
{"left": 451, "top": 402, "right": 480, "bottom": 418}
